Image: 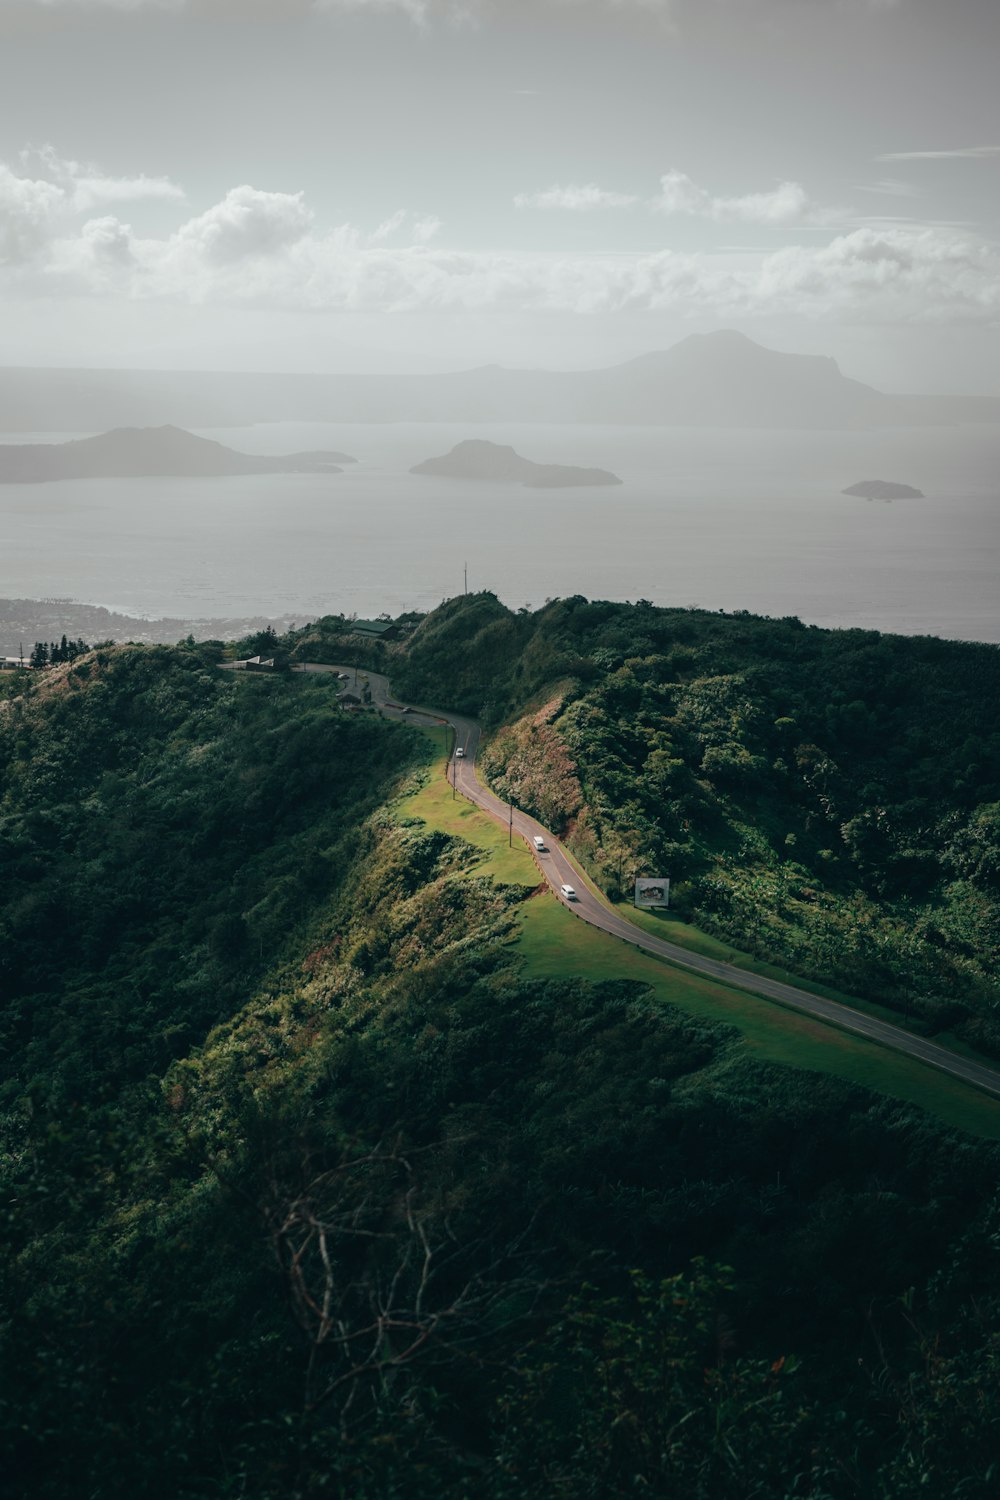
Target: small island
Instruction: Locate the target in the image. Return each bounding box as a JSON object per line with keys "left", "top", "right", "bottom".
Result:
{"left": 0, "top": 425, "right": 357, "bottom": 483}
{"left": 411, "top": 438, "right": 622, "bottom": 489}
{"left": 842, "top": 480, "right": 924, "bottom": 500}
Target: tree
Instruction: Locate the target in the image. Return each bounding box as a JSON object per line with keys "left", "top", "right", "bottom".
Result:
{"left": 251, "top": 626, "right": 280, "bottom": 657}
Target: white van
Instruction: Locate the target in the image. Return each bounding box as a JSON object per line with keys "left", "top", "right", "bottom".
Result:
{"left": 533, "top": 835, "right": 546, "bottom": 851}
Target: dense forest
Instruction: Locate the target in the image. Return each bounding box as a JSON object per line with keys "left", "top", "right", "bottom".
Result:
{"left": 3, "top": 609, "right": 1000, "bottom": 1496}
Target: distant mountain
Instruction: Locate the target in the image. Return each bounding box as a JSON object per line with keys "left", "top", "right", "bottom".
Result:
{"left": 411, "top": 439, "right": 622, "bottom": 488}
{"left": 842, "top": 480, "right": 924, "bottom": 499}
{"left": 0, "top": 425, "right": 355, "bottom": 483}
{"left": 1, "top": 333, "right": 998, "bottom": 431}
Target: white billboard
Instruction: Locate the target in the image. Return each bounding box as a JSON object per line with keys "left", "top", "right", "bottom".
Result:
{"left": 635, "top": 877, "right": 670, "bottom": 909}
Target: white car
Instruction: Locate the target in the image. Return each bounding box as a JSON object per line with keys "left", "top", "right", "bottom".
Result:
{"left": 455, "top": 747, "right": 465, "bottom": 758}
{"left": 559, "top": 883, "right": 577, "bottom": 900}
{"left": 533, "top": 835, "right": 546, "bottom": 851}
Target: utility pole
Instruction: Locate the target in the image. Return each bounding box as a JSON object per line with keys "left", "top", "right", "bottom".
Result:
{"left": 509, "top": 800, "right": 514, "bottom": 847}
{"left": 464, "top": 562, "right": 468, "bottom": 596}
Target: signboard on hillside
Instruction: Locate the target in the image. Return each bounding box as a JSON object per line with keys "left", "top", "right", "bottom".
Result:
{"left": 635, "top": 877, "right": 670, "bottom": 909}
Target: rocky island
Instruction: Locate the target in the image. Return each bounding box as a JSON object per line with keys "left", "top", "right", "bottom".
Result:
{"left": 411, "top": 438, "right": 622, "bottom": 488}
{"left": 0, "top": 425, "right": 356, "bottom": 483}
{"left": 842, "top": 479, "right": 924, "bottom": 500}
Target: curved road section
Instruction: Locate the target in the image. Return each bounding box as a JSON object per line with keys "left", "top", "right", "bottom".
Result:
{"left": 302, "top": 662, "right": 1000, "bottom": 1102}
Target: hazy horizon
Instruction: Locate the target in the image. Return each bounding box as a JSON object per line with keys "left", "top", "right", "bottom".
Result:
{"left": 4, "top": 329, "right": 1000, "bottom": 442}
{"left": 0, "top": 325, "right": 990, "bottom": 393}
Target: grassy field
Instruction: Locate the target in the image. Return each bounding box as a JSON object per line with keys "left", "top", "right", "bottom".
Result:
{"left": 554, "top": 839, "right": 946, "bottom": 1033}
{"left": 397, "top": 733, "right": 1000, "bottom": 1139}
{"left": 398, "top": 730, "right": 539, "bottom": 888}
{"left": 516, "top": 898, "right": 1000, "bottom": 1138}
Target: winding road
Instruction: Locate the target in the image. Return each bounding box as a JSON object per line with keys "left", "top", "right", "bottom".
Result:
{"left": 300, "top": 661, "right": 1000, "bottom": 1102}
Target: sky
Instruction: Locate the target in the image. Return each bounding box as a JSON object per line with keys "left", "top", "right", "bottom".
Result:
{"left": 0, "top": 0, "right": 998, "bottom": 391}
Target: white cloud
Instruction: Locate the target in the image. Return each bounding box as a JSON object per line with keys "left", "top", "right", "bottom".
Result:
{"left": 651, "top": 169, "right": 840, "bottom": 226}
{"left": 1, "top": 147, "right": 185, "bottom": 267}
{"left": 514, "top": 170, "right": 850, "bottom": 226}
{"left": 218, "top": 223, "right": 1000, "bottom": 323}
{"left": 0, "top": 163, "right": 64, "bottom": 264}
{"left": 170, "top": 185, "right": 313, "bottom": 263}
{"left": 45, "top": 214, "right": 140, "bottom": 289}
{"left": 372, "top": 208, "right": 409, "bottom": 241}
{"left": 515, "top": 183, "right": 639, "bottom": 211}
{"left": 855, "top": 177, "right": 919, "bottom": 199}
{"left": 70, "top": 173, "right": 185, "bottom": 212}
{"left": 79, "top": 214, "right": 137, "bottom": 264}
{"left": 23, "top": 146, "right": 185, "bottom": 212}
{"left": 876, "top": 146, "right": 1000, "bottom": 162}
{"left": 366, "top": 208, "right": 442, "bottom": 243}
{"left": 412, "top": 215, "right": 443, "bottom": 243}
{"left": 5, "top": 153, "right": 997, "bottom": 330}
{"left": 744, "top": 226, "right": 1000, "bottom": 322}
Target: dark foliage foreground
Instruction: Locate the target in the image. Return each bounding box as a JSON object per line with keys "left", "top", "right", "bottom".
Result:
{"left": 2, "top": 637, "right": 1000, "bottom": 1497}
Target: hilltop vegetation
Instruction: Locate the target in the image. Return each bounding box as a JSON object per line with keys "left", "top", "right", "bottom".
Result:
{"left": 3, "top": 625, "right": 1000, "bottom": 1496}
{"left": 0, "top": 645, "right": 412, "bottom": 1110}
{"left": 343, "top": 593, "right": 998, "bottom": 1056}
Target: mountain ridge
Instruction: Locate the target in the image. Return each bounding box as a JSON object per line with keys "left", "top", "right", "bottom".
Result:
{"left": 0, "top": 332, "right": 997, "bottom": 431}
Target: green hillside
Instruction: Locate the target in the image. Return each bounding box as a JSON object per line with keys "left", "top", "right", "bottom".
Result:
{"left": 3, "top": 625, "right": 1000, "bottom": 1497}
{"left": 356, "top": 594, "right": 1000, "bottom": 1058}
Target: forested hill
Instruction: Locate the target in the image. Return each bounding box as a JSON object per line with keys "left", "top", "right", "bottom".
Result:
{"left": 302, "top": 595, "right": 1000, "bottom": 1056}
{"left": 4, "top": 629, "right": 1000, "bottom": 1497}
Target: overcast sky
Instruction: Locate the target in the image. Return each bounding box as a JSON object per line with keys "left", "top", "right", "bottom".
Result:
{"left": 1, "top": 0, "right": 998, "bottom": 390}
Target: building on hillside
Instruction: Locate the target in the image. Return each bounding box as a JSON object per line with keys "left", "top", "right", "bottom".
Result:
{"left": 231, "top": 655, "right": 276, "bottom": 671}
{"left": 348, "top": 619, "right": 400, "bottom": 642}
{"left": 0, "top": 657, "right": 25, "bottom": 671}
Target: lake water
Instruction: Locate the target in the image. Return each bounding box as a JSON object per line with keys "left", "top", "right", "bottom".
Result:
{"left": 1, "top": 422, "right": 998, "bottom": 643}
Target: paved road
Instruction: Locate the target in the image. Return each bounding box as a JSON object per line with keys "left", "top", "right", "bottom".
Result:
{"left": 300, "top": 661, "right": 1000, "bottom": 1102}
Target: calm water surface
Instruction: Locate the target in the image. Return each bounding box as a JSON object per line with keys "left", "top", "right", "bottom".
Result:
{"left": 1, "top": 422, "right": 997, "bottom": 642}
